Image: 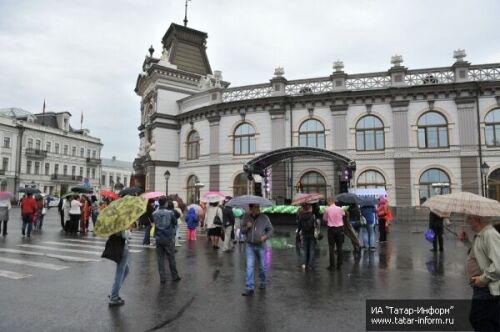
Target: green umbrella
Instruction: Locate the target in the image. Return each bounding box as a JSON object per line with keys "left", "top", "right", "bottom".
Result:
{"left": 94, "top": 196, "right": 148, "bottom": 238}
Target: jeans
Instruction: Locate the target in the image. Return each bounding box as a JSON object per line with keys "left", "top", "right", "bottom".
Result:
{"left": 361, "top": 224, "right": 376, "bottom": 248}
{"left": 327, "top": 226, "right": 344, "bottom": 268}
{"left": 143, "top": 224, "right": 151, "bottom": 245}
{"left": 110, "top": 247, "right": 129, "bottom": 300}
{"left": 37, "top": 214, "right": 44, "bottom": 230}
{"left": 175, "top": 225, "right": 180, "bottom": 246}
{"left": 302, "top": 235, "right": 316, "bottom": 267}
{"left": 431, "top": 226, "right": 444, "bottom": 251}
{"left": 22, "top": 213, "right": 33, "bottom": 236}
{"left": 245, "top": 243, "right": 266, "bottom": 290}
{"left": 91, "top": 211, "right": 98, "bottom": 228}
{"left": 156, "top": 237, "right": 178, "bottom": 281}
{"left": 469, "top": 286, "right": 500, "bottom": 331}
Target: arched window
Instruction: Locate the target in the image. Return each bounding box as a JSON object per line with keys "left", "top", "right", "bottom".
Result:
{"left": 419, "top": 168, "right": 451, "bottom": 202}
{"left": 186, "top": 175, "right": 199, "bottom": 204}
{"left": 488, "top": 168, "right": 500, "bottom": 202}
{"left": 299, "top": 171, "right": 327, "bottom": 198}
{"left": 299, "top": 119, "right": 325, "bottom": 148}
{"left": 234, "top": 123, "right": 256, "bottom": 155}
{"left": 485, "top": 109, "right": 500, "bottom": 147}
{"left": 417, "top": 112, "right": 448, "bottom": 148}
{"left": 186, "top": 130, "right": 200, "bottom": 160}
{"left": 356, "top": 116, "right": 385, "bottom": 151}
{"left": 357, "top": 170, "right": 386, "bottom": 189}
{"left": 233, "top": 173, "right": 249, "bottom": 196}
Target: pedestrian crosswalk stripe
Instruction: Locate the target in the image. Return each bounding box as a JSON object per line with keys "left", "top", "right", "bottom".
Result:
{"left": 62, "top": 239, "right": 155, "bottom": 249}
{"left": 0, "top": 257, "right": 68, "bottom": 271}
{"left": 0, "top": 248, "right": 101, "bottom": 262}
{"left": 18, "top": 244, "right": 102, "bottom": 255}
{"left": 41, "top": 242, "right": 143, "bottom": 253}
{"left": 0, "top": 269, "right": 31, "bottom": 279}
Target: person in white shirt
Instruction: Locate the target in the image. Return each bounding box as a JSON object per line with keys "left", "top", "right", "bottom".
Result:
{"left": 68, "top": 195, "right": 82, "bottom": 234}
{"left": 0, "top": 198, "right": 12, "bottom": 236}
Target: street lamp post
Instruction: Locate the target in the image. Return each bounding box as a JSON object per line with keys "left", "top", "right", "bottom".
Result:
{"left": 164, "top": 170, "right": 171, "bottom": 196}
{"left": 480, "top": 162, "right": 490, "bottom": 197}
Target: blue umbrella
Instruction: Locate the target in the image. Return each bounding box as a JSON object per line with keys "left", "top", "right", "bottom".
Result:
{"left": 226, "top": 195, "right": 273, "bottom": 208}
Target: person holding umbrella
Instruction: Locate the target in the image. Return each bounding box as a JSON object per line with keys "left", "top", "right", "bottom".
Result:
{"left": 240, "top": 203, "right": 274, "bottom": 296}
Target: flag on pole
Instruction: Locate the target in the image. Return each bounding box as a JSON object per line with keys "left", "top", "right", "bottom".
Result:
{"left": 80, "top": 111, "right": 83, "bottom": 129}
{"left": 42, "top": 99, "right": 46, "bottom": 114}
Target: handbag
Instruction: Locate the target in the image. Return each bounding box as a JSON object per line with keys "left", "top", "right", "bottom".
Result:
{"left": 360, "top": 215, "right": 367, "bottom": 226}
{"left": 213, "top": 208, "right": 223, "bottom": 226}
{"left": 41, "top": 207, "right": 47, "bottom": 215}
{"left": 102, "top": 234, "right": 125, "bottom": 264}
{"left": 425, "top": 229, "right": 435, "bottom": 243}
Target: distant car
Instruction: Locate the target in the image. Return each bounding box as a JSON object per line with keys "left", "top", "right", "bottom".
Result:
{"left": 47, "top": 196, "right": 60, "bottom": 208}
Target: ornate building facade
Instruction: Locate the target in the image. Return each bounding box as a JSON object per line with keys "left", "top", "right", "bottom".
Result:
{"left": 134, "top": 23, "right": 500, "bottom": 206}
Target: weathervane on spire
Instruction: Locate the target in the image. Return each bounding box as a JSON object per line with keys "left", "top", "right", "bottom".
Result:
{"left": 184, "top": 0, "right": 191, "bottom": 27}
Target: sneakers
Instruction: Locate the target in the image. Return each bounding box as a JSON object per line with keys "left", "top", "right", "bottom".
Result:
{"left": 108, "top": 296, "right": 125, "bottom": 307}
{"left": 172, "top": 276, "right": 182, "bottom": 282}
{"left": 241, "top": 289, "right": 254, "bottom": 297}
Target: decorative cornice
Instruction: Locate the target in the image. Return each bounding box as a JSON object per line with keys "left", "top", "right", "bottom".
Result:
{"left": 330, "top": 105, "right": 349, "bottom": 113}
{"left": 390, "top": 100, "right": 410, "bottom": 108}
{"left": 207, "top": 115, "right": 221, "bottom": 123}
{"left": 150, "top": 113, "right": 177, "bottom": 121}
{"left": 144, "top": 160, "right": 180, "bottom": 167}
{"left": 150, "top": 122, "right": 181, "bottom": 130}
{"left": 454, "top": 96, "right": 476, "bottom": 105}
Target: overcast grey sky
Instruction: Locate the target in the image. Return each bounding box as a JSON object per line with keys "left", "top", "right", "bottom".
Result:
{"left": 1, "top": 0, "right": 499, "bottom": 161}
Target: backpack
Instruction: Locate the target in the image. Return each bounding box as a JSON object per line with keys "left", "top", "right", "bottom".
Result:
{"left": 300, "top": 213, "right": 316, "bottom": 233}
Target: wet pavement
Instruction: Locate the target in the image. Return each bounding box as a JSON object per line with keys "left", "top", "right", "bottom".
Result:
{"left": 0, "top": 208, "right": 473, "bottom": 331}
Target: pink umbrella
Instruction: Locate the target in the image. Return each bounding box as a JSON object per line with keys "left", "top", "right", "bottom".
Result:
{"left": 142, "top": 191, "right": 166, "bottom": 200}
{"left": 203, "top": 191, "right": 226, "bottom": 199}
{"left": 0, "top": 192, "right": 13, "bottom": 200}
{"left": 291, "top": 193, "right": 324, "bottom": 206}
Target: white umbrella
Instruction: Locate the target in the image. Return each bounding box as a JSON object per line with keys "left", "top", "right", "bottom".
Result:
{"left": 226, "top": 195, "right": 273, "bottom": 208}
{"left": 422, "top": 192, "right": 500, "bottom": 218}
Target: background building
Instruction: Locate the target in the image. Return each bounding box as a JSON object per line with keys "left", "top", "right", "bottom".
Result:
{"left": 100, "top": 156, "right": 133, "bottom": 192}
{"left": 134, "top": 23, "right": 500, "bottom": 206}
{"left": 0, "top": 107, "right": 103, "bottom": 196}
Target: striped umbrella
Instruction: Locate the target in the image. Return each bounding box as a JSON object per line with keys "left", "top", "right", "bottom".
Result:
{"left": 422, "top": 192, "right": 500, "bottom": 218}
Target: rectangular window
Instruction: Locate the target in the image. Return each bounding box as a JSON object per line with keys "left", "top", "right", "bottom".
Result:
{"left": 55, "top": 143, "right": 60, "bottom": 154}
{"left": 438, "top": 127, "right": 448, "bottom": 147}
{"left": 92, "top": 150, "right": 96, "bottom": 158}
{"left": 92, "top": 168, "right": 96, "bottom": 179}
{"left": 64, "top": 145, "right": 68, "bottom": 155}
{"left": 79, "top": 167, "right": 83, "bottom": 177}
{"left": 27, "top": 138, "right": 33, "bottom": 148}
{"left": 71, "top": 166, "right": 76, "bottom": 176}
{"left": 234, "top": 138, "right": 241, "bottom": 155}
{"left": 26, "top": 161, "right": 32, "bottom": 174}
{"left": 54, "top": 164, "right": 59, "bottom": 175}
{"left": 2, "top": 158, "right": 8, "bottom": 170}
{"left": 356, "top": 132, "right": 364, "bottom": 150}
{"left": 123, "top": 176, "right": 127, "bottom": 186}
{"left": 45, "top": 163, "right": 50, "bottom": 175}
{"left": 496, "top": 126, "right": 500, "bottom": 146}
{"left": 87, "top": 149, "right": 91, "bottom": 158}
{"left": 86, "top": 168, "right": 90, "bottom": 178}
{"left": 101, "top": 175, "right": 106, "bottom": 186}
{"left": 365, "top": 132, "right": 375, "bottom": 150}
{"left": 72, "top": 146, "right": 76, "bottom": 156}
{"left": 3, "top": 137, "right": 10, "bottom": 148}
{"left": 35, "top": 140, "right": 41, "bottom": 149}
{"left": 318, "top": 134, "right": 325, "bottom": 149}
{"left": 418, "top": 128, "right": 426, "bottom": 148}
{"left": 109, "top": 176, "right": 114, "bottom": 187}
{"left": 376, "top": 131, "right": 385, "bottom": 150}
{"left": 34, "top": 162, "right": 40, "bottom": 175}
{"left": 80, "top": 148, "right": 84, "bottom": 157}
{"left": 117, "top": 176, "right": 121, "bottom": 184}
{"left": 63, "top": 165, "right": 68, "bottom": 176}
{"left": 46, "top": 141, "right": 51, "bottom": 152}
{"left": 485, "top": 126, "right": 494, "bottom": 146}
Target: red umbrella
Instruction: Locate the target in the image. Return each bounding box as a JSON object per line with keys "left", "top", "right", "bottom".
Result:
{"left": 100, "top": 191, "right": 118, "bottom": 200}
{"left": 291, "top": 193, "right": 324, "bottom": 206}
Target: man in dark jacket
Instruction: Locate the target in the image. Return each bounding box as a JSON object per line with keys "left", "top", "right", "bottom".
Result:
{"left": 240, "top": 204, "right": 273, "bottom": 296}
{"left": 222, "top": 199, "right": 235, "bottom": 252}
{"left": 429, "top": 211, "right": 444, "bottom": 252}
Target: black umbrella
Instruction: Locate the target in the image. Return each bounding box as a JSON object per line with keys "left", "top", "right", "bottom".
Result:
{"left": 19, "top": 188, "right": 41, "bottom": 195}
{"left": 119, "top": 187, "right": 141, "bottom": 197}
{"left": 70, "top": 185, "right": 93, "bottom": 194}
{"left": 358, "top": 196, "right": 378, "bottom": 207}
{"left": 334, "top": 192, "right": 359, "bottom": 205}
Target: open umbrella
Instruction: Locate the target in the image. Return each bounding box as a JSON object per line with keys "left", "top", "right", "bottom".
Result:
{"left": 62, "top": 192, "right": 78, "bottom": 199}
{"left": 70, "top": 185, "right": 93, "bottom": 194}
{"left": 422, "top": 191, "right": 500, "bottom": 218}
{"left": 0, "top": 192, "right": 13, "bottom": 200}
{"left": 291, "top": 193, "right": 324, "bottom": 206}
{"left": 358, "top": 196, "right": 378, "bottom": 207}
{"left": 226, "top": 195, "right": 273, "bottom": 208}
{"left": 142, "top": 191, "right": 165, "bottom": 200}
{"left": 119, "top": 187, "right": 141, "bottom": 197}
{"left": 100, "top": 191, "right": 118, "bottom": 200}
{"left": 18, "top": 188, "right": 41, "bottom": 195}
{"left": 187, "top": 204, "right": 202, "bottom": 215}
{"left": 335, "top": 193, "right": 359, "bottom": 205}
{"left": 94, "top": 196, "right": 148, "bottom": 237}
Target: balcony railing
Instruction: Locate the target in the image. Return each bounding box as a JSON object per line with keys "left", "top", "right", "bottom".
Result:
{"left": 86, "top": 158, "right": 102, "bottom": 166}
{"left": 50, "top": 174, "right": 83, "bottom": 182}
{"left": 25, "top": 148, "right": 48, "bottom": 159}
{"left": 218, "top": 63, "right": 500, "bottom": 103}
